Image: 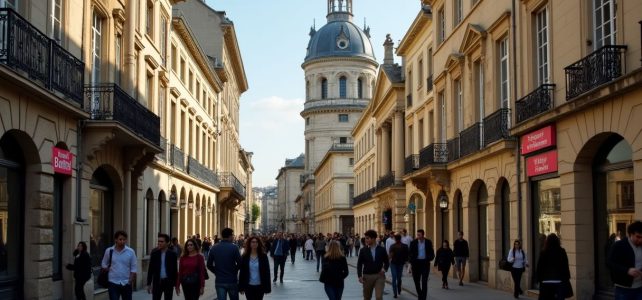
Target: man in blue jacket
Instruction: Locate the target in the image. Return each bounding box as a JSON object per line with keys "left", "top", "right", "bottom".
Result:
{"left": 207, "top": 228, "right": 241, "bottom": 300}
{"left": 608, "top": 221, "right": 642, "bottom": 299}
{"left": 270, "top": 232, "right": 289, "bottom": 283}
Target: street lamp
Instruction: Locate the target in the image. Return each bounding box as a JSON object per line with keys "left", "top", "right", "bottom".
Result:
{"left": 438, "top": 189, "right": 448, "bottom": 243}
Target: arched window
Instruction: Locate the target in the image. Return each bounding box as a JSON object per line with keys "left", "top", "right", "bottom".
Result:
{"left": 339, "top": 76, "right": 347, "bottom": 98}
{"left": 357, "top": 78, "right": 363, "bottom": 98}
{"left": 321, "top": 78, "right": 328, "bottom": 99}
{"left": 306, "top": 81, "right": 310, "bottom": 100}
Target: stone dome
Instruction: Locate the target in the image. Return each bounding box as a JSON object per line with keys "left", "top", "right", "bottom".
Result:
{"left": 304, "top": 20, "right": 376, "bottom": 63}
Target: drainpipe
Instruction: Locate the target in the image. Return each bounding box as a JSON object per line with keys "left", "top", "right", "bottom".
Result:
{"left": 512, "top": 0, "right": 523, "bottom": 240}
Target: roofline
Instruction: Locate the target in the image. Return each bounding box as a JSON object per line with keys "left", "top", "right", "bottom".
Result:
{"left": 396, "top": 8, "right": 432, "bottom": 55}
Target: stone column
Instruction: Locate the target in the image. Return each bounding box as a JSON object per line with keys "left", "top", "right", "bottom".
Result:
{"left": 392, "top": 111, "right": 404, "bottom": 181}
{"left": 376, "top": 129, "right": 382, "bottom": 176}
{"left": 381, "top": 123, "right": 391, "bottom": 175}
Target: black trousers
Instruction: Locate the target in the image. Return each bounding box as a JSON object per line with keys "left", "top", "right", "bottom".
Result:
{"left": 74, "top": 280, "right": 87, "bottom": 300}
{"left": 152, "top": 278, "right": 175, "bottom": 300}
{"left": 273, "top": 255, "right": 286, "bottom": 281}
{"left": 181, "top": 281, "right": 200, "bottom": 300}
{"left": 412, "top": 261, "right": 429, "bottom": 300}
{"left": 244, "top": 284, "right": 265, "bottom": 300}
{"left": 440, "top": 265, "right": 451, "bottom": 286}
{"left": 290, "top": 250, "right": 297, "bottom": 263}
{"left": 511, "top": 267, "right": 525, "bottom": 298}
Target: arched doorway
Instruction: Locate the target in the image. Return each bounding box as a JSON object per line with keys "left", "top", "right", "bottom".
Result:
{"left": 424, "top": 191, "right": 435, "bottom": 240}
{"left": 436, "top": 189, "right": 449, "bottom": 244}
{"left": 89, "top": 166, "right": 115, "bottom": 289}
{"left": 145, "top": 188, "right": 154, "bottom": 255}
{"left": 472, "top": 181, "right": 489, "bottom": 282}
{"left": 382, "top": 208, "right": 393, "bottom": 231}
{"left": 454, "top": 190, "right": 463, "bottom": 233}
{"left": 0, "top": 133, "right": 25, "bottom": 299}
{"left": 497, "top": 179, "right": 511, "bottom": 258}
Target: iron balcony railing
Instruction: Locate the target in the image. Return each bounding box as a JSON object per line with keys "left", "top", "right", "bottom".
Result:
{"left": 84, "top": 83, "right": 161, "bottom": 146}
{"left": 483, "top": 108, "right": 511, "bottom": 145}
{"left": 218, "top": 172, "right": 246, "bottom": 199}
{"left": 447, "top": 137, "right": 460, "bottom": 162}
{"left": 459, "top": 123, "right": 482, "bottom": 158}
{"left": 419, "top": 143, "right": 447, "bottom": 168}
{"left": 406, "top": 94, "right": 413, "bottom": 107}
{"left": 187, "top": 156, "right": 219, "bottom": 187}
{"left": 426, "top": 74, "right": 433, "bottom": 92}
{"left": 564, "top": 45, "right": 627, "bottom": 100}
{"left": 158, "top": 136, "right": 167, "bottom": 161}
{"left": 515, "top": 84, "right": 556, "bottom": 124}
{"left": 404, "top": 155, "right": 419, "bottom": 174}
{"left": 170, "top": 145, "right": 185, "bottom": 171}
{"left": 353, "top": 187, "right": 376, "bottom": 206}
{"left": 0, "top": 8, "right": 84, "bottom": 105}
{"left": 376, "top": 171, "right": 395, "bottom": 190}
{"left": 330, "top": 143, "right": 353, "bottom": 151}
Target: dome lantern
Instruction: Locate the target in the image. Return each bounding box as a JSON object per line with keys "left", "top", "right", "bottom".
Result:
{"left": 327, "top": 0, "right": 353, "bottom": 22}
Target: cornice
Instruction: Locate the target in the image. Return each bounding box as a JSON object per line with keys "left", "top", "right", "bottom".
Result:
{"left": 301, "top": 56, "right": 379, "bottom": 69}
{"left": 145, "top": 55, "right": 160, "bottom": 70}
{"left": 397, "top": 8, "right": 432, "bottom": 55}
{"left": 170, "top": 87, "right": 181, "bottom": 98}
{"left": 221, "top": 24, "right": 249, "bottom": 93}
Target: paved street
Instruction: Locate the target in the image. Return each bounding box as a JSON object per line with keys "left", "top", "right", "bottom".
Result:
{"left": 132, "top": 250, "right": 531, "bottom": 299}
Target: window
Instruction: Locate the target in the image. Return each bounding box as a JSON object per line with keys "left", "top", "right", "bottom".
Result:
{"left": 180, "top": 58, "right": 186, "bottom": 82}
{"left": 159, "top": 86, "right": 166, "bottom": 135}
{"left": 499, "top": 37, "right": 509, "bottom": 109}
{"left": 171, "top": 44, "right": 177, "bottom": 71}
{"left": 535, "top": 7, "right": 549, "bottom": 84}
{"left": 339, "top": 76, "right": 347, "bottom": 98}
{"left": 306, "top": 117, "right": 310, "bottom": 125}
{"left": 418, "top": 118, "right": 424, "bottom": 148}
{"left": 349, "top": 158, "right": 354, "bottom": 166}
{"left": 339, "top": 137, "right": 347, "bottom": 144}
{"left": 338, "top": 114, "right": 349, "bottom": 122}
{"left": 134, "top": 55, "right": 139, "bottom": 100}
{"left": 438, "top": 8, "right": 445, "bottom": 44}
{"left": 593, "top": 0, "right": 616, "bottom": 48}
{"left": 349, "top": 184, "right": 354, "bottom": 206}
{"left": 474, "top": 61, "right": 484, "bottom": 122}
{"left": 115, "top": 34, "right": 122, "bottom": 86}
{"left": 357, "top": 78, "right": 363, "bottom": 98}
{"left": 51, "top": 0, "right": 62, "bottom": 43}
{"left": 321, "top": 78, "right": 328, "bottom": 99}
{"left": 91, "top": 11, "right": 103, "bottom": 84}
{"left": 418, "top": 59, "right": 423, "bottom": 88}
{"left": 188, "top": 70, "right": 193, "bottom": 93}
{"left": 306, "top": 81, "right": 310, "bottom": 100}
{"left": 146, "top": 0, "right": 154, "bottom": 37}
{"left": 454, "top": 0, "right": 463, "bottom": 26}
{"left": 454, "top": 79, "right": 463, "bottom": 132}
{"left": 146, "top": 74, "right": 154, "bottom": 108}
{"left": 439, "top": 92, "right": 446, "bottom": 142}
{"left": 160, "top": 15, "right": 168, "bottom": 65}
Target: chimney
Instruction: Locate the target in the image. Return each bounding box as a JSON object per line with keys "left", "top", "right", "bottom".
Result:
{"left": 383, "top": 34, "right": 394, "bottom": 65}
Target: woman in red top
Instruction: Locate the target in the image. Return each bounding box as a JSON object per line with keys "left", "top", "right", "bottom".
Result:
{"left": 176, "top": 239, "right": 206, "bottom": 299}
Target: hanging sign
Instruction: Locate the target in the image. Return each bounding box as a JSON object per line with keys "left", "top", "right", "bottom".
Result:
{"left": 52, "top": 147, "right": 73, "bottom": 175}
{"left": 526, "top": 150, "right": 558, "bottom": 177}
{"left": 521, "top": 125, "right": 556, "bottom": 155}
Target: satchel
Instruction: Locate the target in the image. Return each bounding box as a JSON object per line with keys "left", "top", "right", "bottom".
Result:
{"left": 562, "top": 280, "right": 574, "bottom": 298}
{"left": 498, "top": 258, "right": 512, "bottom": 271}
{"left": 97, "top": 249, "right": 113, "bottom": 288}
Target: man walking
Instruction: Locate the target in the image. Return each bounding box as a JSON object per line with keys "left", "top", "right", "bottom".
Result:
{"left": 289, "top": 234, "right": 298, "bottom": 264}
{"left": 357, "top": 230, "right": 389, "bottom": 300}
{"left": 207, "top": 228, "right": 241, "bottom": 300}
{"left": 315, "top": 233, "right": 328, "bottom": 272}
{"left": 409, "top": 229, "right": 435, "bottom": 300}
{"left": 270, "top": 232, "right": 289, "bottom": 283}
{"left": 146, "top": 233, "right": 177, "bottom": 300}
{"left": 453, "top": 231, "right": 470, "bottom": 286}
{"left": 101, "top": 231, "right": 137, "bottom": 300}
{"left": 608, "top": 221, "right": 642, "bottom": 298}
{"left": 389, "top": 234, "right": 409, "bottom": 298}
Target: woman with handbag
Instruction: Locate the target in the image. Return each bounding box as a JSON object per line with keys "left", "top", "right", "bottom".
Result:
{"left": 537, "top": 233, "right": 572, "bottom": 300}
{"left": 434, "top": 240, "right": 455, "bottom": 290}
{"left": 176, "top": 239, "right": 206, "bottom": 300}
{"left": 239, "top": 236, "right": 271, "bottom": 300}
{"left": 319, "top": 241, "right": 349, "bottom": 300}
{"left": 507, "top": 239, "right": 528, "bottom": 298}
{"left": 66, "top": 242, "right": 92, "bottom": 300}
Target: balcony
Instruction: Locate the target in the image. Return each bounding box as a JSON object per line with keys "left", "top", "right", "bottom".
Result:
{"left": 158, "top": 137, "right": 167, "bottom": 162}
{"left": 447, "top": 137, "right": 460, "bottom": 162}
{"left": 84, "top": 83, "right": 161, "bottom": 147}
{"left": 426, "top": 75, "right": 433, "bottom": 92}
{"left": 404, "top": 155, "right": 419, "bottom": 174}
{"left": 565, "top": 45, "right": 627, "bottom": 100}
{"left": 330, "top": 143, "right": 353, "bottom": 151}
{"left": 353, "top": 188, "right": 376, "bottom": 206}
{"left": 418, "top": 143, "right": 448, "bottom": 168}
{"left": 170, "top": 145, "right": 185, "bottom": 171}
{"left": 187, "top": 156, "right": 218, "bottom": 187}
{"left": 459, "top": 123, "right": 482, "bottom": 157}
{"left": 218, "top": 172, "right": 246, "bottom": 200}
{"left": 376, "top": 171, "right": 395, "bottom": 190}
{"left": 515, "top": 84, "right": 555, "bottom": 124}
{"left": 406, "top": 94, "right": 413, "bottom": 107}
{"left": 484, "top": 108, "right": 511, "bottom": 145}
{"left": 0, "top": 8, "right": 84, "bottom": 105}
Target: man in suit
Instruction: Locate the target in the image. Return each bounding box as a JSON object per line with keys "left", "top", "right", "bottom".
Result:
{"left": 409, "top": 229, "right": 435, "bottom": 300}
{"left": 146, "top": 233, "right": 178, "bottom": 300}
{"left": 270, "top": 232, "right": 289, "bottom": 283}
{"left": 357, "top": 229, "right": 389, "bottom": 300}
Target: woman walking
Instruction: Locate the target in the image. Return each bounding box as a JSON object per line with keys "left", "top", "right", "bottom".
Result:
{"left": 508, "top": 239, "right": 529, "bottom": 298}
{"left": 176, "top": 239, "right": 206, "bottom": 300}
{"left": 305, "top": 235, "right": 315, "bottom": 260}
{"left": 536, "top": 233, "right": 571, "bottom": 300}
{"left": 239, "top": 236, "right": 271, "bottom": 300}
{"left": 319, "top": 241, "right": 349, "bottom": 300}
{"left": 66, "top": 242, "right": 92, "bottom": 300}
{"left": 434, "top": 240, "right": 455, "bottom": 289}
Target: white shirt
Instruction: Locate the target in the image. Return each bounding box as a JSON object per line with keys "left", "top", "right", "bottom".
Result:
{"left": 401, "top": 235, "right": 413, "bottom": 247}
{"left": 305, "top": 239, "right": 314, "bottom": 251}
{"left": 102, "top": 245, "right": 137, "bottom": 286}
{"left": 507, "top": 248, "right": 528, "bottom": 269}
{"left": 385, "top": 237, "right": 395, "bottom": 254}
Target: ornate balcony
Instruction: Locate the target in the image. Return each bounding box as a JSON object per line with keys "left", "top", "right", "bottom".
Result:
{"left": 418, "top": 143, "right": 448, "bottom": 168}
{"left": 447, "top": 137, "right": 460, "bottom": 162}
{"left": 404, "top": 155, "right": 419, "bottom": 174}
{"left": 218, "top": 172, "right": 246, "bottom": 200}
{"left": 460, "top": 123, "right": 482, "bottom": 157}
{"left": 170, "top": 145, "right": 185, "bottom": 171}
{"left": 0, "top": 8, "right": 84, "bottom": 105}
{"left": 483, "top": 108, "right": 511, "bottom": 145}
{"left": 84, "top": 83, "right": 161, "bottom": 146}
{"left": 515, "top": 84, "right": 555, "bottom": 124}
{"left": 376, "top": 172, "right": 395, "bottom": 190}
{"left": 565, "top": 45, "right": 627, "bottom": 100}
{"left": 187, "top": 156, "right": 218, "bottom": 187}
{"left": 426, "top": 74, "right": 433, "bottom": 92}
{"left": 353, "top": 188, "right": 375, "bottom": 206}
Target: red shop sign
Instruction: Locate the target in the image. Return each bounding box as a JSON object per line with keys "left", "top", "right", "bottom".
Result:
{"left": 521, "top": 125, "right": 556, "bottom": 155}
{"left": 526, "top": 150, "right": 558, "bottom": 177}
{"left": 52, "top": 147, "right": 73, "bottom": 175}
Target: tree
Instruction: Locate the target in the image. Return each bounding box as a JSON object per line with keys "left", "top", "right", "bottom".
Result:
{"left": 251, "top": 203, "right": 260, "bottom": 223}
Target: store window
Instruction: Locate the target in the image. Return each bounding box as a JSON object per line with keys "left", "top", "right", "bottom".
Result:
{"left": 531, "top": 176, "right": 561, "bottom": 287}
{"left": 89, "top": 167, "right": 114, "bottom": 290}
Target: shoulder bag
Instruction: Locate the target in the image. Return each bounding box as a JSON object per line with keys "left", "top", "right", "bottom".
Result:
{"left": 97, "top": 249, "right": 113, "bottom": 288}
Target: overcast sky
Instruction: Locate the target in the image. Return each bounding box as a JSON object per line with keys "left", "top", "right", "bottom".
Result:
{"left": 207, "top": 0, "right": 420, "bottom": 187}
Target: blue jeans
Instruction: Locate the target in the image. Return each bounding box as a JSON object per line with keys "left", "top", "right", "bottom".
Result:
{"left": 108, "top": 283, "right": 132, "bottom": 300}
{"left": 215, "top": 283, "right": 239, "bottom": 300}
{"left": 390, "top": 263, "right": 404, "bottom": 295}
{"left": 316, "top": 250, "right": 325, "bottom": 271}
{"left": 324, "top": 284, "right": 344, "bottom": 300}
{"left": 615, "top": 286, "right": 642, "bottom": 300}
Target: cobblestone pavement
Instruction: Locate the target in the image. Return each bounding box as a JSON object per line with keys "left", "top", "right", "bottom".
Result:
{"left": 133, "top": 250, "right": 532, "bottom": 299}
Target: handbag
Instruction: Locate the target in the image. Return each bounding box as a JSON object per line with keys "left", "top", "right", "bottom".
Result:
{"left": 97, "top": 249, "right": 113, "bottom": 288}
{"left": 498, "top": 258, "right": 513, "bottom": 271}
{"left": 562, "top": 280, "right": 574, "bottom": 298}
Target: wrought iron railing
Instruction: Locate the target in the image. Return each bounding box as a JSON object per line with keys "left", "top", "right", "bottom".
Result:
{"left": 187, "top": 156, "right": 218, "bottom": 187}
{"left": 515, "top": 84, "right": 555, "bottom": 124}
{"left": 404, "top": 155, "right": 419, "bottom": 174}
{"left": 447, "top": 137, "right": 460, "bottom": 162}
{"left": 218, "top": 172, "right": 246, "bottom": 199}
{"left": 330, "top": 143, "right": 353, "bottom": 151}
{"left": 170, "top": 145, "right": 185, "bottom": 171}
{"left": 84, "top": 83, "right": 161, "bottom": 146}
{"left": 353, "top": 188, "right": 375, "bottom": 206}
{"left": 459, "top": 123, "right": 482, "bottom": 157}
{"left": 376, "top": 171, "right": 395, "bottom": 190}
{"left": 158, "top": 137, "right": 167, "bottom": 161}
{"left": 406, "top": 94, "right": 413, "bottom": 107}
{"left": 419, "top": 143, "right": 447, "bottom": 167}
{"left": 565, "top": 45, "right": 627, "bottom": 100}
{"left": 0, "top": 8, "right": 84, "bottom": 105}
{"left": 426, "top": 74, "right": 433, "bottom": 92}
{"left": 483, "top": 108, "right": 511, "bottom": 145}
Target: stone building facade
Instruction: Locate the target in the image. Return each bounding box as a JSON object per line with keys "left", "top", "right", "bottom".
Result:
{"left": 275, "top": 154, "right": 304, "bottom": 232}
{"left": 314, "top": 144, "right": 355, "bottom": 234}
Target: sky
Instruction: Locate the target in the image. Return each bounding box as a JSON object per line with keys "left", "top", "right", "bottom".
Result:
{"left": 206, "top": 0, "right": 420, "bottom": 187}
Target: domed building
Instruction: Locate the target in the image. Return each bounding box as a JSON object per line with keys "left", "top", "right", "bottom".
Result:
{"left": 297, "top": 0, "right": 378, "bottom": 234}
